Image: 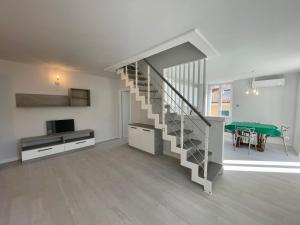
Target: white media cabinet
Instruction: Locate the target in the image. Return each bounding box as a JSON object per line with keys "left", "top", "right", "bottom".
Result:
{"left": 20, "top": 129, "right": 95, "bottom": 161}
{"left": 128, "top": 123, "right": 163, "bottom": 155}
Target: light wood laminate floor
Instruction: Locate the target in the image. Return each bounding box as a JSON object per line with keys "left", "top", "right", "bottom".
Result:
{"left": 1, "top": 139, "right": 300, "bottom": 225}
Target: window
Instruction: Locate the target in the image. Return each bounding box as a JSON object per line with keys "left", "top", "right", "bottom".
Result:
{"left": 208, "top": 84, "right": 232, "bottom": 118}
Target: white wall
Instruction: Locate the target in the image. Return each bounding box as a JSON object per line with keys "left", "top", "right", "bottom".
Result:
{"left": 293, "top": 77, "right": 300, "bottom": 155}
{"left": 232, "top": 73, "right": 299, "bottom": 146}
{"left": 0, "top": 60, "right": 120, "bottom": 164}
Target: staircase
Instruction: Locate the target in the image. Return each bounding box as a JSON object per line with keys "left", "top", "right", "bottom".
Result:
{"left": 118, "top": 60, "right": 223, "bottom": 194}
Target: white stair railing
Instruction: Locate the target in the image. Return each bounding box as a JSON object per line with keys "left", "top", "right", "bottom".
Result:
{"left": 120, "top": 59, "right": 213, "bottom": 193}
{"left": 180, "top": 100, "right": 184, "bottom": 150}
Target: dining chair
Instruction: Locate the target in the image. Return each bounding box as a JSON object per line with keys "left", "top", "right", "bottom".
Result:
{"left": 225, "top": 128, "right": 235, "bottom": 146}
{"left": 281, "top": 125, "right": 289, "bottom": 156}
{"left": 234, "top": 127, "right": 257, "bottom": 155}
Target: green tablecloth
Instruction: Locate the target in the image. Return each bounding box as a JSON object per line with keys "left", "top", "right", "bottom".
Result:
{"left": 225, "top": 122, "right": 281, "bottom": 137}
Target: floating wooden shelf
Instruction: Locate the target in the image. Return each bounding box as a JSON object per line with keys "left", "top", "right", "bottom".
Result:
{"left": 15, "top": 88, "right": 91, "bottom": 107}
{"left": 69, "top": 88, "right": 91, "bottom": 107}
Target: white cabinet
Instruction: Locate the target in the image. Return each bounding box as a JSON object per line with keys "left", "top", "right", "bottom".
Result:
{"left": 22, "top": 144, "right": 65, "bottom": 161}
{"left": 128, "top": 124, "right": 162, "bottom": 155}
{"left": 20, "top": 130, "right": 95, "bottom": 162}
{"left": 65, "top": 138, "right": 95, "bottom": 152}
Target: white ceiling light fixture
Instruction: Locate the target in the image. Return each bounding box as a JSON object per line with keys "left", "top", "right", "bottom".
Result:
{"left": 245, "top": 72, "right": 260, "bottom": 96}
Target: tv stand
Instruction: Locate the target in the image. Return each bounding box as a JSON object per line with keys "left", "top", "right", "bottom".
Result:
{"left": 20, "top": 129, "right": 95, "bottom": 161}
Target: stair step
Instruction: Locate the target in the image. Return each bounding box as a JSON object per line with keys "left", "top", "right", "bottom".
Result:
{"left": 168, "top": 129, "right": 193, "bottom": 136}
{"left": 198, "top": 162, "right": 223, "bottom": 181}
{"left": 127, "top": 70, "right": 142, "bottom": 75}
{"left": 139, "top": 89, "right": 158, "bottom": 93}
{"left": 128, "top": 75, "right": 147, "bottom": 81}
{"left": 145, "top": 96, "right": 162, "bottom": 100}
{"left": 133, "top": 82, "right": 152, "bottom": 87}
{"left": 187, "top": 149, "right": 212, "bottom": 163}
{"left": 166, "top": 119, "right": 181, "bottom": 125}
{"left": 187, "top": 150, "right": 205, "bottom": 164}
{"left": 177, "top": 139, "right": 202, "bottom": 149}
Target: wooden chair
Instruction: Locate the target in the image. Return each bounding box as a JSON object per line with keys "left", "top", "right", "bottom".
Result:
{"left": 234, "top": 127, "right": 257, "bottom": 155}
{"left": 281, "top": 125, "right": 289, "bottom": 156}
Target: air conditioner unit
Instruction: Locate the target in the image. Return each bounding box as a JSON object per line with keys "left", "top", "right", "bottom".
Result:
{"left": 252, "top": 78, "right": 285, "bottom": 88}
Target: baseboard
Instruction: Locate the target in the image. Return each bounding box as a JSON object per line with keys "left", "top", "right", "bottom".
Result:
{"left": 95, "top": 137, "right": 119, "bottom": 144}
{"left": 0, "top": 156, "right": 19, "bottom": 166}
{"left": 163, "top": 150, "right": 180, "bottom": 159}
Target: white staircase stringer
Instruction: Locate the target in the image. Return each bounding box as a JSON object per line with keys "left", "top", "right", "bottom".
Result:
{"left": 121, "top": 72, "right": 162, "bottom": 130}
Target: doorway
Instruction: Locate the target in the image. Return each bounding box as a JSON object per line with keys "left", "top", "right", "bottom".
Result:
{"left": 120, "top": 90, "right": 131, "bottom": 139}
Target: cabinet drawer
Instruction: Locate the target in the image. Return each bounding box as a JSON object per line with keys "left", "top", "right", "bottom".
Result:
{"left": 128, "top": 126, "right": 155, "bottom": 154}
{"left": 22, "top": 144, "right": 65, "bottom": 161}
{"left": 65, "top": 138, "right": 95, "bottom": 152}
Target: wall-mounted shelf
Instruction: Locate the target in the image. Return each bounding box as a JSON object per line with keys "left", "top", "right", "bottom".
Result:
{"left": 15, "top": 88, "right": 91, "bottom": 107}
{"left": 69, "top": 88, "right": 91, "bottom": 107}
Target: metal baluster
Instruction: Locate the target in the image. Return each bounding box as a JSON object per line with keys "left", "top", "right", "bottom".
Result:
{"left": 180, "top": 100, "right": 184, "bottom": 150}
{"left": 147, "top": 65, "right": 150, "bottom": 104}
{"left": 192, "top": 61, "right": 195, "bottom": 106}
{"left": 135, "top": 62, "right": 138, "bottom": 89}
{"left": 162, "top": 88, "right": 165, "bottom": 126}
{"left": 204, "top": 125, "right": 209, "bottom": 179}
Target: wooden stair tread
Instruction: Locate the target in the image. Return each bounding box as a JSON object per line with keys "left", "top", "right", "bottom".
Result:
{"left": 187, "top": 150, "right": 205, "bottom": 164}
{"left": 127, "top": 70, "right": 142, "bottom": 75}
{"left": 176, "top": 139, "right": 202, "bottom": 149}
{"left": 168, "top": 129, "right": 193, "bottom": 136}
{"left": 133, "top": 82, "right": 152, "bottom": 87}
{"left": 128, "top": 75, "right": 147, "bottom": 81}
{"left": 145, "top": 96, "right": 162, "bottom": 100}
{"left": 187, "top": 149, "right": 212, "bottom": 163}
{"left": 166, "top": 119, "right": 181, "bottom": 125}
{"left": 139, "top": 89, "right": 158, "bottom": 93}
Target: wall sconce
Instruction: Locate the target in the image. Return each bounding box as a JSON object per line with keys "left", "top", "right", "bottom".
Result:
{"left": 55, "top": 74, "right": 60, "bottom": 86}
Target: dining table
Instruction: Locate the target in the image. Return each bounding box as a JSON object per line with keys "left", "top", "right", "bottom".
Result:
{"left": 225, "top": 121, "right": 282, "bottom": 152}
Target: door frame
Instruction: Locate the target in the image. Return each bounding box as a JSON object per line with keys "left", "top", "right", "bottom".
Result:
{"left": 119, "top": 89, "right": 132, "bottom": 139}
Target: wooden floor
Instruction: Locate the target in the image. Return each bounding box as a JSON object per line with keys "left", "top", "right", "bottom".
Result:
{"left": 1, "top": 139, "right": 300, "bottom": 225}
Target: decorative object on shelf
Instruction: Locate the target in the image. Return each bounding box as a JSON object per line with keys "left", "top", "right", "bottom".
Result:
{"left": 15, "top": 88, "right": 91, "bottom": 107}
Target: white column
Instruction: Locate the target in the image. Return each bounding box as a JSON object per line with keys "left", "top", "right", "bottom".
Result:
{"left": 197, "top": 60, "right": 201, "bottom": 111}
{"left": 192, "top": 61, "right": 195, "bottom": 106}
{"left": 202, "top": 58, "right": 207, "bottom": 115}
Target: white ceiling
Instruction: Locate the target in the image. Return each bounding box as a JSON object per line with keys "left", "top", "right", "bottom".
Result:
{"left": 1, "top": 0, "right": 300, "bottom": 82}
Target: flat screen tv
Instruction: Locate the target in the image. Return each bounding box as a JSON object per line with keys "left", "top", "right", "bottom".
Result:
{"left": 46, "top": 119, "right": 75, "bottom": 134}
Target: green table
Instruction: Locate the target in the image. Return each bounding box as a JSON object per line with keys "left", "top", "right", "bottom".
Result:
{"left": 225, "top": 122, "right": 282, "bottom": 151}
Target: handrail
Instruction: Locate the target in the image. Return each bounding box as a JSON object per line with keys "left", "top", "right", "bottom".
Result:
{"left": 143, "top": 59, "right": 211, "bottom": 127}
